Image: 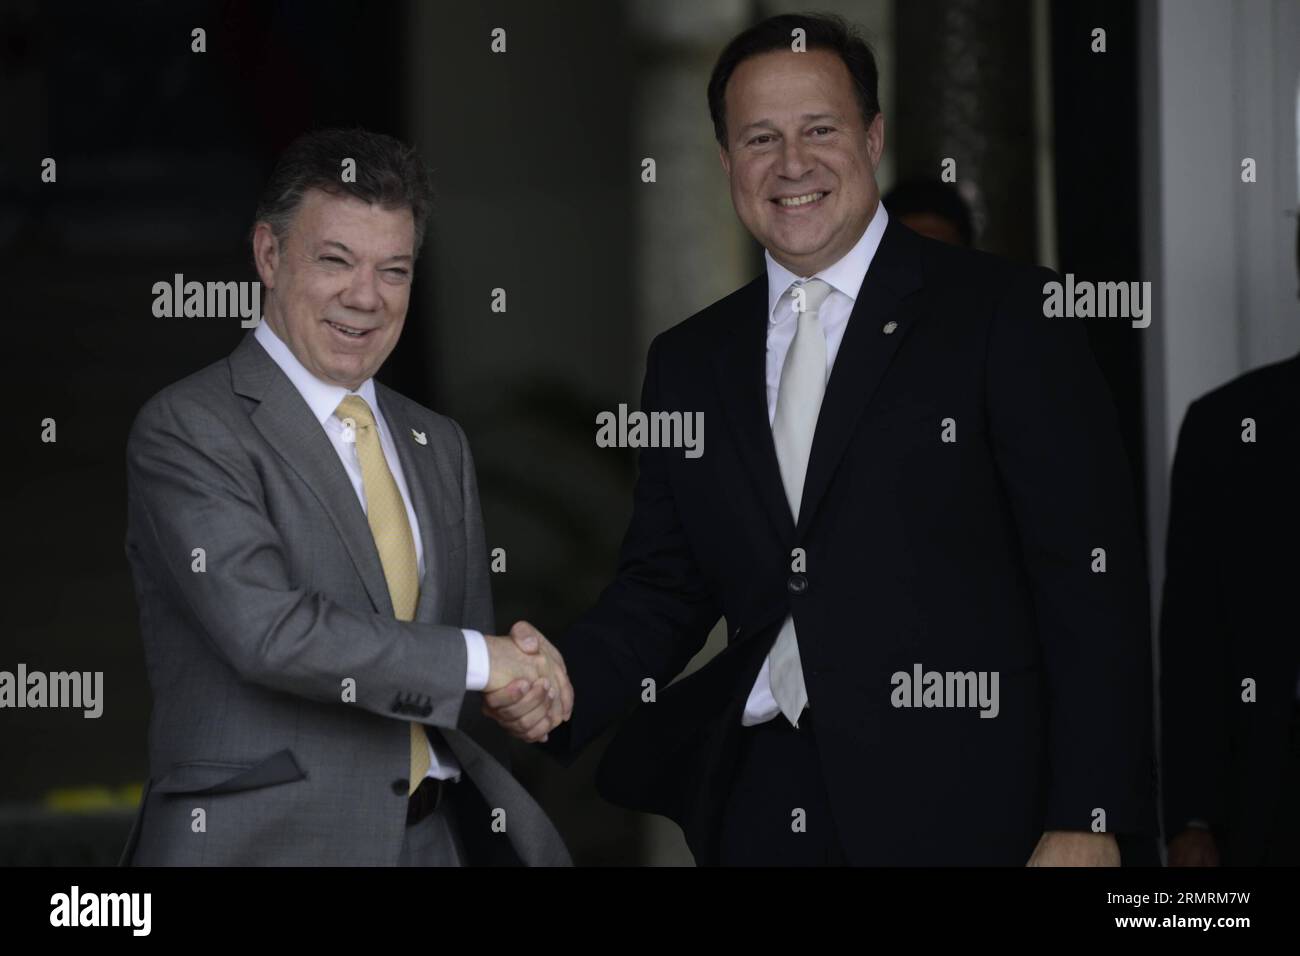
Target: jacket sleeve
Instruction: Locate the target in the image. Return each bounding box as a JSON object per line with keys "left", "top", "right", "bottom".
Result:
{"left": 125, "top": 389, "right": 470, "bottom": 730}
{"left": 1158, "top": 397, "right": 1231, "bottom": 836}
{"left": 985, "top": 266, "right": 1156, "bottom": 836}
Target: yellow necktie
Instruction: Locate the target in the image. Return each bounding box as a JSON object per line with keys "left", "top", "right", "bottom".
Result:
{"left": 335, "top": 395, "right": 430, "bottom": 796}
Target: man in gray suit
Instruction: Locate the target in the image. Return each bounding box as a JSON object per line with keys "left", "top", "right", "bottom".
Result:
{"left": 120, "top": 128, "right": 573, "bottom": 866}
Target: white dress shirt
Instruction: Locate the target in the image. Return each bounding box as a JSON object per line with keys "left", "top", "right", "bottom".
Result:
{"left": 742, "top": 202, "right": 890, "bottom": 725}
{"left": 253, "top": 320, "right": 490, "bottom": 780}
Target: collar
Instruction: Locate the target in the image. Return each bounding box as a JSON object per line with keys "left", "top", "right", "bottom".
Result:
{"left": 253, "top": 319, "right": 380, "bottom": 425}
{"left": 765, "top": 201, "right": 889, "bottom": 323}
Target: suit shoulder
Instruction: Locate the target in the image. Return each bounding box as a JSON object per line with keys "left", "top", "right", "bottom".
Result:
{"left": 1182, "top": 352, "right": 1300, "bottom": 428}
{"left": 1174, "top": 355, "right": 1300, "bottom": 480}
{"left": 912, "top": 230, "right": 1052, "bottom": 300}
{"left": 650, "top": 274, "right": 766, "bottom": 356}
{"left": 1193, "top": 353, "right": 1299, "bottom": 409}
{"left": 129, "top": 352, "right": 244, "bottom": 442}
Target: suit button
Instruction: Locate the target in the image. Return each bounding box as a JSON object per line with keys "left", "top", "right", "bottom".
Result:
{"left": 391, "top": 779, "right": 408, "bottom": 795}
{"left": 787, "top": 573, "right": 808, "bottom": 594}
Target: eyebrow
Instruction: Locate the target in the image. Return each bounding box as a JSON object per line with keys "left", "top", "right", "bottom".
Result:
{"left": 319, "top": 239, "right": 413, "bottom": 263}
{"left": 738, "top": 113, "right": 842, "bottom": 136}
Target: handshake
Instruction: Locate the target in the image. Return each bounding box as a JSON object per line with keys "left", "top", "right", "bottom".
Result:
{"left": 481, "top": 621, "right": 573, "bottom": 743}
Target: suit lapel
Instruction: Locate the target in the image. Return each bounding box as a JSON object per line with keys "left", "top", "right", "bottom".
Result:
{"left": 375, "top": 384, "right": 445, "bottom": 624}
{"left": 710, "top": 220, "right": 926, "bottom": 543}
{"left": 712, "top": 275, "right": 797, "bottom": 545}
{"left": 228, "top": 332, "right": 393, "bottom": 617}
{"left": 796, "top": 218, "right": 924, "bottom": 537}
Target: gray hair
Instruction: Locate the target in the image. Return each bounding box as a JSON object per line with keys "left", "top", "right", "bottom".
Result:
{"left": 250, "top": 127, "right": 433, "bottom": 258}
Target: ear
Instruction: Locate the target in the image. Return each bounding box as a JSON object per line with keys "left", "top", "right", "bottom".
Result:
{"left": 718, "top": 143, "right": 732, "bottom": 178}
{"left": 865, "top": 112, "right": 886, "bottom": 170}
{"left": 251, "top": 222, "right": 281, "bottom": 290}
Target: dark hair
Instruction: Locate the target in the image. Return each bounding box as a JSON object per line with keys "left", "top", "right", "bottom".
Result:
{"left": 882, "top": 179, "right": 976, "bottom": 246}
{"left": 707, "top": 12, "right": 880, "bottom": 149}
{"left": 251, "top": 127, "right": 433, "bottom": 257}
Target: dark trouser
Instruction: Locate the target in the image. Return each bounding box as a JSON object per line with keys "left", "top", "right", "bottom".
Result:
{"left": 719, "top": 709, "right": 848, "bottom": 866}
{"left": 398, "top": 778, "right": 466, "bottom": 867}
{"left": 1261, "top": 706, "right": 1300, "bottom": 866}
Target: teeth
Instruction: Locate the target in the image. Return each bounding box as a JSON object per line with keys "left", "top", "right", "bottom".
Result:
{"left": 329, "top": 321, "right": 367, "bottom": 337}
{"left": 777, "top": 192, "right": 826, "bottom": 207}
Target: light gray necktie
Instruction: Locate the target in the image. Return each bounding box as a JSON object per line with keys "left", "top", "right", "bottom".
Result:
{"left": 768, "top": 277, "right": 834, "bottom": 727}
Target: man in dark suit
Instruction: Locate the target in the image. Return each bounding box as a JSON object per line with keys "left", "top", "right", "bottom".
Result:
{"left": 1160, "top": 218, "right": 1300, "bottom": 866}
{"left": 486, "top": 13, "right": 1155, "bottom": 865}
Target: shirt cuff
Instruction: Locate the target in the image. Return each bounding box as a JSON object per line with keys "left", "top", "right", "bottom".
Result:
{"left": 463, "top": 629, "right": 489, "bottom": 691}
{"left": 741, "top": 654, "right": 780, "bottom": 726}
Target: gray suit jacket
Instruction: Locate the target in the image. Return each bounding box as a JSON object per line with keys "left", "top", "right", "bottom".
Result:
{"left": 119, "top": 330, "right": 571, "bottom": 866}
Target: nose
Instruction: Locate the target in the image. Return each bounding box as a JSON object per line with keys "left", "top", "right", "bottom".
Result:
{"left": 776, "top": 137, "right": 815, "bottom": 180}
{"left": 339, "top": 263, "right": 382, "bottom": 312}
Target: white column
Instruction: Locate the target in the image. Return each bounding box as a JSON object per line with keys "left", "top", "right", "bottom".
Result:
{"left": 1141, "top": 0, "right": 1300, "bottom": 611}
{"left": 626, "top": 0, "right": 755, "bottom": 361}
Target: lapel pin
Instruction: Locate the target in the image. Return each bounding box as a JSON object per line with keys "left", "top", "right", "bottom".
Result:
{"left": 411, "top": 429, "right": 428, "bottom": 445}
{"left": 882, "top": 321, "right": 898, "bottom": 335}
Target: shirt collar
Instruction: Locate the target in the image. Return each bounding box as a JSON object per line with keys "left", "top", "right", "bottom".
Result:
{"left": 765, "top": 201, "right": 889, "bottom": 323}
{"left": 253, "top": 319, "right": 380, "bottom": 426}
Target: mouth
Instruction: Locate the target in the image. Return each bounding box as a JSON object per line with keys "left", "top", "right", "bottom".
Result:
{"left": 324, "top": 319, "right": 376, "bottom": 341}
{"left": 772, "top": 190, "right": 829, "bottom": 210}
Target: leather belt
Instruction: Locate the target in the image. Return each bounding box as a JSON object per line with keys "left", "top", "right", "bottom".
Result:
{"left": 407, "top": 777, "right": 446, "bottom": 825}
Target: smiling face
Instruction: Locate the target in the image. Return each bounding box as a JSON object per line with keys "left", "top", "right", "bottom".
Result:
{"left": 252, "top": 188, "right": 415, "bottom": 391}
{"left": 718, "top": 48, "right": 884, "bottom": 277}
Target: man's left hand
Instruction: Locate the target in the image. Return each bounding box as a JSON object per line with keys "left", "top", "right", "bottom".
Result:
{"left": 1026, "top": 830, "right": 1120, "bottom": 866}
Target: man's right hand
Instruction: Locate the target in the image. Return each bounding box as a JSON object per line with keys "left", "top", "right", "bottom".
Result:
{"left": 485, "top": 630, "right": 546, "bottom": 691}
{"left": 1167, "top": 827, "right": 1220, "bottom": 866}
{"left": 483, "top": 621, "right": 572, "bottom": 742}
